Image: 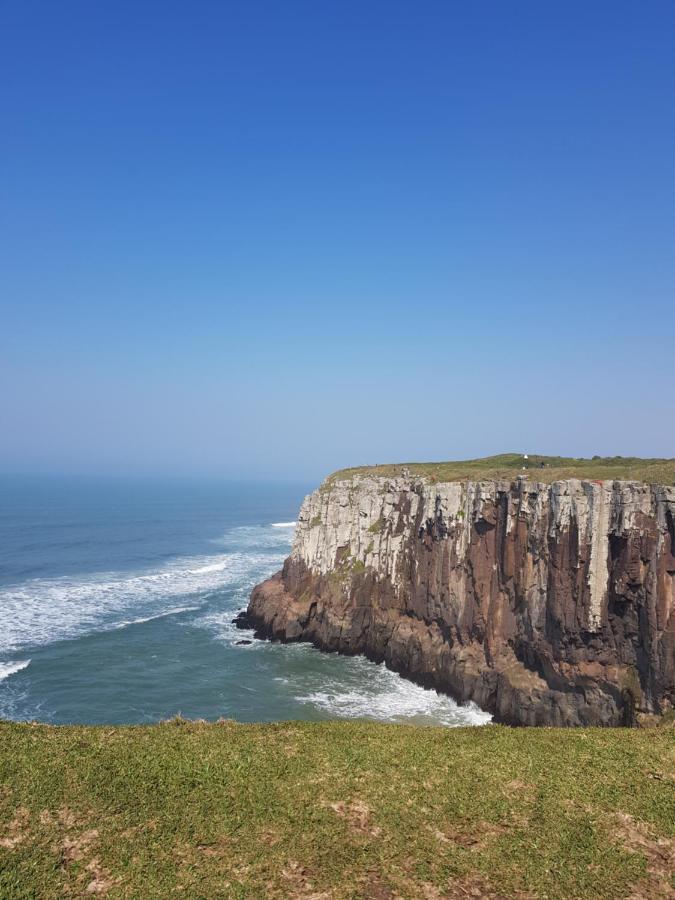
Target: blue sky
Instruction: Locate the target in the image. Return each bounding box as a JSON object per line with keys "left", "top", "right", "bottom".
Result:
{"left": 2, "top": 1, "right": 674, "bottom": 481}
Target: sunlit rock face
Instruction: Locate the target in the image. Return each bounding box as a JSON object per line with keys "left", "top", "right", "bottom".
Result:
{"left": 244, "top": 475, "right": 675, "bottom": 726}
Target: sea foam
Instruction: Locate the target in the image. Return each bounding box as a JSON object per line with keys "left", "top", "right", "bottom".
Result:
{"left": 0, "top": 526, "right": 289, "bottom": 655}
{"left": 295, "top": 658, "right": 492, "bottom": 727}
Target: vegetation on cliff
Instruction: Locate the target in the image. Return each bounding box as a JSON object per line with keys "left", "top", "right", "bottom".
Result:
{"left": 1, "top": 719, "right": 674, "bottom": 898}
{"left": 328, "top": 453, "right": 675, "bottom": 486}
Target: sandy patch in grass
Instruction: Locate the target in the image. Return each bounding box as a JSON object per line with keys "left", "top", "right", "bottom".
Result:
{"left": 443, "top": 875, "right": 509, "bottom": 899}
{"left": 401, "top": 873, "right": 510, "bottom": 899}
{"left": 428, "top": 819, "right": 516, "bottom": 852}
{"left": 325, "top": 799, "right": 382, "bottom": 837}
{"left": 259, "top": 826, "right": 282, "bottom": 846}
{"left": 36, "top": 807, "right": 120, "bottom": 895}
{"left": 612, "top": 812, "right": 675, "bottom": 899}
{"left": 502, "top": 779, "right": 535, "bottom": 799}
{"left": 0, "top": 805, "right": 30, "bottom": 849}
{"left": 83, "top": 857, "right": 118, "bottom": 895}
{"left": 61, "top": 828, "right": 99, "bottom": 863}
{"left": 40, "top": 806, "right": 81, "bottom": 829}
{"left": 195, "top": 837, "right": 230, "bottom": 858}
{"left": 272, "top": 859, "right": 333, "bottom": 898}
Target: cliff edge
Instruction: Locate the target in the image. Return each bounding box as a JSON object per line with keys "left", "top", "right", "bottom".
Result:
{"left": 241, "top": 455, "right": 675, "bottom": 726}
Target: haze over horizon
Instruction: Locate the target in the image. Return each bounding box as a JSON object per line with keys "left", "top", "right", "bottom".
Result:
{"left": 2, "top": 2, "right": 674, "bottom": 482}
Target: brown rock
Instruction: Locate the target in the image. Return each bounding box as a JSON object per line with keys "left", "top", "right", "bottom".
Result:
{"left": 244, "top": 476, "right": 675, "bottom": 726}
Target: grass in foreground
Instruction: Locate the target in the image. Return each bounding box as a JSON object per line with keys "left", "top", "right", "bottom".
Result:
{"left": 328, "top": 453, "right": 675, "bottom": 486}
{"left": 1, "top": 721, "right": 674, "bottom": 898}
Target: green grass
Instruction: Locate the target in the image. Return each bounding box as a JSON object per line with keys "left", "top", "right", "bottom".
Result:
{"left": 327, "top": 453, "right": 675, "bottom": 486}
{"left": 1, "top": 720, "right": 674, "bottom": 898}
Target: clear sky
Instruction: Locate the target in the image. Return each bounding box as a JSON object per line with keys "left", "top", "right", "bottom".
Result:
{"left": 2, "top": 1, "right": 674, "bottom": 482}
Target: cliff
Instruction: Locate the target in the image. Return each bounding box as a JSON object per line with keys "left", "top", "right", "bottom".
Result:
{"left": 241, "top": 458, "right": 675, "bottom": 726}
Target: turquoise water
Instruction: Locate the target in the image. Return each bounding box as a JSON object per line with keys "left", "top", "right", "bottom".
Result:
{"left": 0, "top": 477, "right": 490, "bottom": 727}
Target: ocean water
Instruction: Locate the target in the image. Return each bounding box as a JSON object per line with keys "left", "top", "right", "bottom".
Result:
{"left": 0, "top": 476, "right": 490, "bottom": 727}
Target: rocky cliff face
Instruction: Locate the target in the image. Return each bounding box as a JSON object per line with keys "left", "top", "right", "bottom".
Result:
{"left": 242, "top": 475, "right": 675, "bottom": 726}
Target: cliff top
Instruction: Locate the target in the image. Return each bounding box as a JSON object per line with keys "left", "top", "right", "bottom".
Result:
{"left": 2, "top": 719, "right": 674, "bottom": 898}
{"left": 328, "top": 453, "right": 675, "bottom": 486}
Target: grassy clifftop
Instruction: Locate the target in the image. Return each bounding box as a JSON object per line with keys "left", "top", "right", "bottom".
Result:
{"left": 1, "top": 720, "right": 674, "bottom": 898}
{"left": 328, "top": 453, "right": 675, "bottom": 486}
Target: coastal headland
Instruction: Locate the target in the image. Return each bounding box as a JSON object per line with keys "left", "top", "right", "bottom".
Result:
{"left": 241, "top": 454, "right": 675, "bottom": 727}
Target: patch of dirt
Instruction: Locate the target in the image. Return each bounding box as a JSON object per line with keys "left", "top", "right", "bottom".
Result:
{"left": 119, "top": 817, "right": 159, "bottom": 837}
{"left": 503, "top": 780, "right": 535, "bottom": 799}
{"left": 195, "top": 838, "right": 230, "bottom": 858}
{"left": 40, "top": 806, "right": 81, "bottom": 829}
{"left": 560, "top": 799, "right": 594, "bottom": 815}
{"left": 397, "top": 873, "right": 511, "bottom": 899}
{"left": 84, "top": 858, "right": 118, "bottom": 895}
{"left": 432, "top": 827, "right": 452, "bottom": 844}
{"left": 611, "top": 812, "right": 675, "bottom": 899}
{"left": 61, "top": 828, "right": 99, "bottom": 864}
{"left": 0, "top": 806, "right": 30, "bottom": 850}
{"left": 172, "top": 832, "right": 232, "bottom": 864}
{"left": 355, "top": 869, "right": 395, "bottom": 899}
{"left": 445, "top": 874, "right": 512, "bottom": 900}
{"left": 428, "top": 820, "right": 509, "bottom": 852}
{"left": 419, "top": 884, "right": 445, "bottom": 899}
{"left": 646, "top": 769, "right": 675, "bottom": 783}
{"left": 259, "top": 827, "right": 282, "bottom": 846}
{"left": 35, "top": 807, "right": 120, "bottom": 896}
{"left": 267, "top": 859, "right": 332, "bottom": 898}
{"left": 364, "top": 882, "right": 395, "bottom": 900}
{"left": 326, "top": 799, "right": 382, "bottom": 838}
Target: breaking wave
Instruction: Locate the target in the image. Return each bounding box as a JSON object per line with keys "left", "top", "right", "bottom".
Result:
{"left": 0, "top": 509, "right": 491, "bottom": 728}
{"left": 294, "top": 658, "right": 492, "bottom": 727}
{"left": 0, "top": 528, "right": 288, "bottom": 655}
{"left": 0, "top": 660, "right": 31, "bottom": 682}
{"left": 114, "top": 606, "right": 201, "bottom": 629}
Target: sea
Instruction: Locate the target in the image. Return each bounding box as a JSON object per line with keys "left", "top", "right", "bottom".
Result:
{"left": 0, "top": 476, "right": 490, "bottom": 728}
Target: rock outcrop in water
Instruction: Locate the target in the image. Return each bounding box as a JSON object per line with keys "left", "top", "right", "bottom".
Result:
{"left": 241, "top": 472, "right": 675, "bottom": 726}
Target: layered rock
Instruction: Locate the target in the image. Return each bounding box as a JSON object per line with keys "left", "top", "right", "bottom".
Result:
{"left": 242, "top": 475, "right": 675, "bottom": 726}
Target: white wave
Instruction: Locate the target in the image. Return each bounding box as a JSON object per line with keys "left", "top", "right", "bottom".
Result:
{"left": 296, "top": 661, "right": 492, "bottom": 727}
{"left": 191, "top": 561, "right": 229, "bottom": 574}
{"left": 115, "top": 606, "right": 201, "bottom": 629}
{"left": 0, "top": 540, "right": 288, "bottom": 655}
{"left": 196, "top": 604, "right": 262, "bottom": 645}
{"left": 211, "top": 524, "right": 295, "bottom": 551}
{"left": 204, "top": 604, "right": 491, "bottom": 728}
{"left": 271, "top": 521, "right": 296, "bottom": 528}
{"left": 0, "top": 660, "right": 31, "bottom": 682}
